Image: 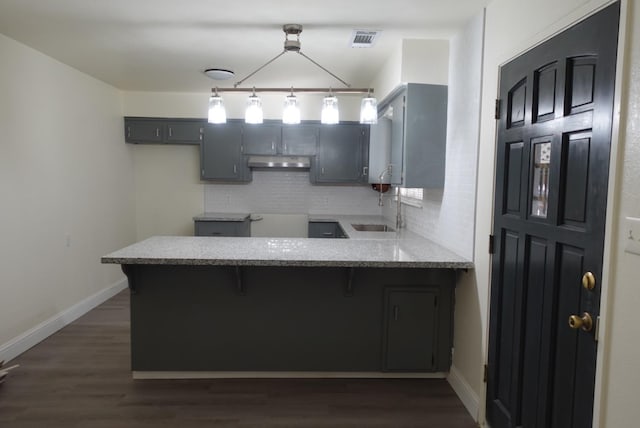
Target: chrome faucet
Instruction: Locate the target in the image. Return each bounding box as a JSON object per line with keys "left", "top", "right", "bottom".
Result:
{"left": 377, "top": 164, "right": 393, "bottom": 206}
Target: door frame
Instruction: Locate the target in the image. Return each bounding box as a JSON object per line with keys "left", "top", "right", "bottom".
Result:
{"left": 479, "top": 1, "right": 629, "bottom": 426}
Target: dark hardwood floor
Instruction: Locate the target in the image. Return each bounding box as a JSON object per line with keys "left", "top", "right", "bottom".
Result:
{"left": 0, "top": 291, "right": 477, "bottom": 427}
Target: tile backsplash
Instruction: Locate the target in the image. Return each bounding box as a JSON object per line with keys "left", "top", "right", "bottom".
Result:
{"left": 204, "top": 171, "right": 382, "bottom": 215}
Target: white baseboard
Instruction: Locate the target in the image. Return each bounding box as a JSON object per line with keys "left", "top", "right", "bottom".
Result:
{"left": 447, "top": 364, "right": 480, "bottom": 423}
{"left": 0, "top": 278, "right": 128, "bottom": 364}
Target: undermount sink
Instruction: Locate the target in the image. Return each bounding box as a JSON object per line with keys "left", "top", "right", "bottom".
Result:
{"left": 351, "top": 224, "right": 395, "bottom": 232}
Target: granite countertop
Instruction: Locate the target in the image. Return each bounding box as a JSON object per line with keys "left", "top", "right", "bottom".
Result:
{"left": 102, "top": 214, "right": 473, "bottom": 269}
{"left": 193, "top": 212, "right": 251, "bottom": 222}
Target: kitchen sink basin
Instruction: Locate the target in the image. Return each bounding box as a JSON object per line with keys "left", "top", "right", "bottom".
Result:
{"left": 351, "top": 224, "right": 395, "bottom": 232}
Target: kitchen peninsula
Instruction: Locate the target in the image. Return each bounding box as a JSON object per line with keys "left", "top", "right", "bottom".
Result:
{"left": 102, "top": 216, "right": 473, "bottom": 379}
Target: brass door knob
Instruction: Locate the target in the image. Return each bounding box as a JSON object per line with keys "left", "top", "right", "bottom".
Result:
{"left": 582, "top": 272, "right": 596, "bottom": 290}
{"left": 568, "top": 312, "right": 593, "bottom": 332}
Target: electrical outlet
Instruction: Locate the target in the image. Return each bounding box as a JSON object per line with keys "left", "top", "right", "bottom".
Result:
{"left": 624, "top": 217, "right": 640, "bottom": 256}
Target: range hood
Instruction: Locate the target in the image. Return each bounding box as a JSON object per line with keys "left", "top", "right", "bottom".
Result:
{"left": 247, "top": 156, "right": 311, "bottom": 169}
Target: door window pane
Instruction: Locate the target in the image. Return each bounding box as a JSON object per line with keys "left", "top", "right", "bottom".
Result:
{"left": 531, "top": 142, "right": 551, "bottom": 218}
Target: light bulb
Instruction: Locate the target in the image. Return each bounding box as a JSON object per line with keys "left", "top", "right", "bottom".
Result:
{"left": 245, "top": 94, "right": 263, "bottom": 124}
{"left": 208, "top": 95, "right": 226, "bottom": 124}
{"left": 321, "top": 96, "right": 339, "bottom": 124}
{"left": 282, "top": 94, "right": 301, "bottom": 124}
{"left": 360, "top": 96, "right": 378, "bottom": 124}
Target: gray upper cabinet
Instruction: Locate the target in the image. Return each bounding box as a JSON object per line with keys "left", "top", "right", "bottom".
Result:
{"left": 165, "top": 120, "right": 203, "bottom": 145}
{"left": 282, "top": 125, "right": 319, "bottom": 155}
{"left": 312, "top": 124, "right": 369, "bottom": 184}
{"left": 201, "top": 123, "right": 251, "bottom": 182}
{"left": 379, "top": 83, "right": 448, "bottom": 188}
{"left": 242, "top": 123, "right": 281, "bottom": 155}
{"left": 125, "top": 118, "right": 164, "bottom": 143}
{"left": 125, "top": 117, "right": 204, "bottom": 145}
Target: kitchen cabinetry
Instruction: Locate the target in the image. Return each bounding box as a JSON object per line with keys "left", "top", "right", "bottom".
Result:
{"left": 375, "top": 83, "right": 447, "bottom": 188}
{"left": 194, "top": 219, "right": 250, "bottom": 237}
{"left": 312, "top": 124, "right": 369, "bottom": 184}
{"left": 200, "top": 123, "right": 251, "bottom": 182}
{"left": 124, "top": 117, "right": 203, "bottom": 145}
{"left": 384, "top": 288, "right": 438, "bottom": 371}
{"left": 241, "top": 122, "right": 319, "bottom": 156}
{"left": 242, "top": 123, "right": 281, "bottom": 155}
{"left": 282, "top": 124, "right": 319, "bottom": 155}
{"left": 308, "top": 221, "right": 347, "bottom": 238}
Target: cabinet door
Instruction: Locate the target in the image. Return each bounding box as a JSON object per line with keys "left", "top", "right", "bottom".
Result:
{"left": 282, "top": 125, "right": 318, "bottom": 155}
{"left": 308, "top": 222, "right": 339, "bottom": 238}
{"left": 314, "top": 124, "right": 366, "bottom": 184}
{"left": 242, "top": 124, "right": 280, "bottom": 155}
{"left": 389, "top": 94, "right": 405, "bottom": 185}
{"left": 195, "top": 221, "right": 238, "bottom": 237}
{"left": 166, "top": 120, "right": 204, "bottom": 145}
{"left": 201, "top": 123, "right": 249, "bottom": 182}
{"left": 384, "top": 288, "right": 438, "bottom": 371}
{"left": 124, "top": 119, "right": 163, "bottom": 143}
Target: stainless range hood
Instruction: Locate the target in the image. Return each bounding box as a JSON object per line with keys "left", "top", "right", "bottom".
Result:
{"left": 247, "top": 156, "right": 311, "bottom": 169}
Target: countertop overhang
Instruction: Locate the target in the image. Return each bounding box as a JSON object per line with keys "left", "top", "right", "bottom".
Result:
{"left": 103, "top": 215, "right": 473, "bottom": 269}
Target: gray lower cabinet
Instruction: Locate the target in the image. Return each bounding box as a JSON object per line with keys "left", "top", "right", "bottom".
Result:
{"left": 312, "top": 124, "right": 369, "bottom": 184}
{"left": 127, "top": 266, "right": 455, "bottom": 373}
{"left": 125, "top": 117, "right": 204, "bottom": 145}
{"left": 308, "top": 221, "right": 347, "bottom": 238}
{"left": 384, "top": 288, "right": 438, "bottom": 371}
{"left": 201, "top": 123, "right": 251, "bottom": 182}
{"left": 194, "top": 220, "right": 250, "bottom": 237}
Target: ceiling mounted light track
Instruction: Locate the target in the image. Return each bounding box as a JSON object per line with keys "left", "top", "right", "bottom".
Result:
{"left": 208, "top": 24, "right": 377, "bottom": 125}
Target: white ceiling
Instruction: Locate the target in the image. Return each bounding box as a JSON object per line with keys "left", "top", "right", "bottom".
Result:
{"left": 0, "top": 0, "right": 490, "bottom": 93}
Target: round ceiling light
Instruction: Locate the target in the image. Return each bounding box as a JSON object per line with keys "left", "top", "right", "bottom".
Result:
{"left": 204, "top": 68, "right": 235, "bottom": 80}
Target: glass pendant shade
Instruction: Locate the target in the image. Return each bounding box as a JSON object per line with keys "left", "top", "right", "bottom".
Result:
{"left": 245, "top": 95, "right": 263, "bottom": 124}
{"left": 360, "top": 96, "right": 378, "bottom": 124}
{"left": 321, "top": 96, "right": 339, "bottom": 124}
{"left": 282, "top": 95, "right": 301, "bottom": 124}
{"left": 207, "top": 95, "right": 226, "bottom": 124}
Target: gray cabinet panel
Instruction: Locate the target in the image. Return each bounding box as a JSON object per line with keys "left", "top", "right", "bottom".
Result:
{"left": 165, "top": 120, "right": 203, "bottom": 145}
{"left": 242, "top": 124, "right": 280, "bottom": 155}
{"left": 125, "top": 119, "right": 163, "bottom": 143}
{"left": 314, "top": 124, "right": 368, "bottom": 184}
{"left": 384, "top": 288, "right": 438, "bottom": 371}
{"left": 201, "top": 123, "right": 250, "bottom": 182}
{"left": 194, "top": 220, "right": 250, "bottom": 237}
{"left": 308, "top": 221, "right": 346, "bottom": 238}
{"left": 379, "top": 83, "right": 447, "bottom": 188}
{"left": 282, "top": 125, "right": 319, "bottom": 155}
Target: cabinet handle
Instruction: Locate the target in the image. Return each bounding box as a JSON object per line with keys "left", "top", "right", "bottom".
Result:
{"left": 199, "top": 127, "right": 203, "bottom": 141}
{"left": 272, "top": 141, "right": 275, "bottom": 151}
{"left": 155, "top": 128, "right": 160, "bottom": 137}
{"left": 233, "top": 164, "right": 237, "bottom": 174}
{"left": 393, "top": 305, "right": 399, "bottom": 321}
{"left": 168, "top": 127, "right": 173, "bottom": 137}
{"left": 322, "top": 232, "right": 334, "bottom": 237}
{"left": 126, "top": 126, "right": 131, "bottom": 138}
{"left": 363, "top": 166, "right": 368, "bottom": 176}
{"left": 321, "top": 167, "right": 325, "bottom": 175}
{"left": 283, "top": 143, "right": 287, "bottom": 152}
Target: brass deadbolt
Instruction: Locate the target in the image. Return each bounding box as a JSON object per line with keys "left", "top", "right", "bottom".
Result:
{"left": 582, "top": 272, "right": 596, "bottom": 290}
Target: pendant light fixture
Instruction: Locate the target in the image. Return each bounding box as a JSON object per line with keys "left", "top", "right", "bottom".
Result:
{"left": 282, "top": 88, "right": 301, "bottom": 124}
{"left": 321, "top": 90, "right": 339, "bottom": 124}
{"left": 208, "top": 88, "right": 226, "bottom": 124}
{"left": 245, "top": 88, "right": 263, "bottom": 124}
{"left": 208, "top": 24, "right": 377, "bottom": 124}
{"left": 359, "top": 90, "right": 378, "bottom": 124}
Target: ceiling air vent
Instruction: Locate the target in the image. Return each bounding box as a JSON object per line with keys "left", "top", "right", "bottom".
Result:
{"left": 350, "top": 30, "right": 381, "bottom": 48}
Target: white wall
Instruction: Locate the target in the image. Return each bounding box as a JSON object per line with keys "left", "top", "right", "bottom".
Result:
{"left": 0, "top": 34, "right": 135, "bottom": 358}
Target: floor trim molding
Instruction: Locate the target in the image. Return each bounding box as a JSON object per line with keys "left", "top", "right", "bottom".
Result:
{"left": 447, "top": 364, "right": 480, "bottom": 422}
{"left": 0, "top": 278, "right": 127, "bottom": 363}
{"left": 133, "top": 371, "right": 448, "bottom": 380}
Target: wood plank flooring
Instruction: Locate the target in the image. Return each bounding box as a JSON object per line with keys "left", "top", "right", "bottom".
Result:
{"left": 0, "top": 291, "right": 478, "bottom": 427}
